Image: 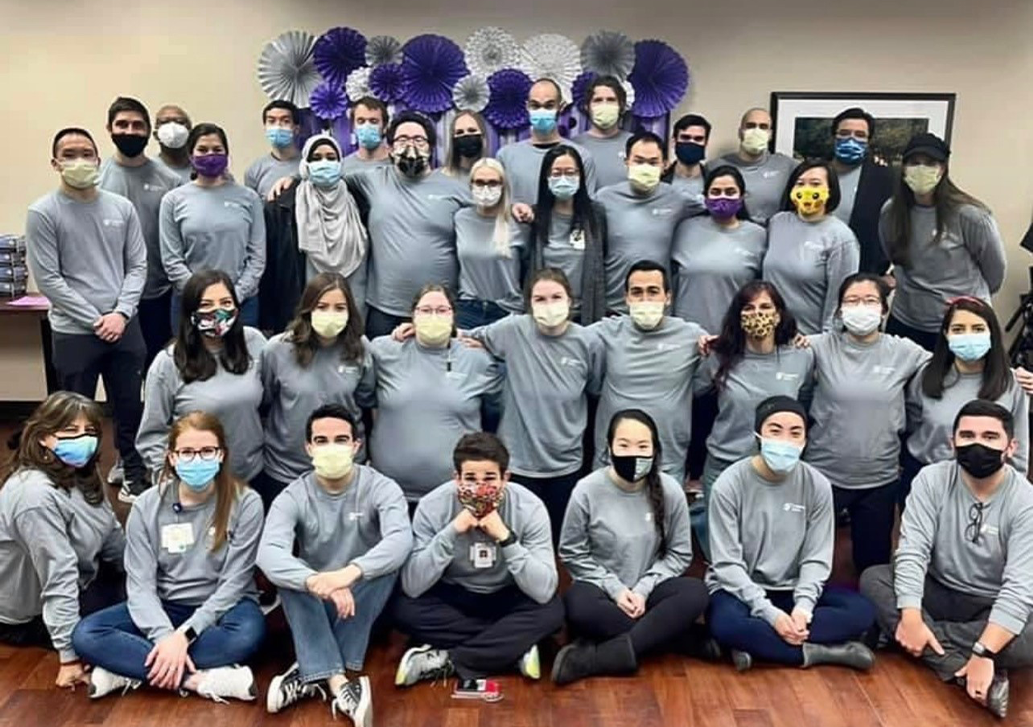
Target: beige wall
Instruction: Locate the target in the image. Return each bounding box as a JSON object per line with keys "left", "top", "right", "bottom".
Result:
{"left": 2, "top": 0, "right": 1031, "bottom": 397}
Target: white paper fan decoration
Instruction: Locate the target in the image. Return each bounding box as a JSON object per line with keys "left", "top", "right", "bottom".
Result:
{"left": 345, "top": 67, "right": 373, "bottom": 103}
{"left": 464, "top": 27, "right": 521, "bottom": 79}
{"left": 520, "top": 33, "right": 582, "bottom": 105}
{"left": 453, "top": 75, "right": 490, "bottom": 112}
{"left": 257, "top": 30, "right": 320, "bottom": 107}
{"left": 580, "top": 30, "right": 636, "bottom": 80}
{"left": 620, "top": 78, "right": 636, "bottom": 109}
{"left": 366, "top": 35, "right": 403, "bottom": 67}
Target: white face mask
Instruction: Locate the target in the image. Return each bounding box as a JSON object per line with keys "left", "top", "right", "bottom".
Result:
{"left": 472, "top": 185, "right": 503, "bottom": 208}
{"left": 157, "top": 122, "right": 190, "bottom": 149}
{"left": 532, "top": 301, "right": 570, "bottom": 328}
{"left": 840, "top": 304, "right": 883, "bottom": 336}
{"left": 628, "top": 301, "right": 665, "bottom": 330}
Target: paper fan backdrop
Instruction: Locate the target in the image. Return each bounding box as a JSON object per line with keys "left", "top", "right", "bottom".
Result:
{"left": 628, "top": 39, "right": 688, "bottom": 118}
{"left": 453, "top": 75, "right": 490, "bottom": 113}
{"left": 581, "top": 30, "right": 636, "bottom": 80}
{"left": 345, "top": 67, "right": 373, "bottom": 103}
{"left": 485, "top": 68, "right": 533, "bottom": 130}
{"left": 366, "top": 35, "right": 403, "bottom": 67}
{"left": 369, "top": 63, "right": 405, "bottom": 103}
{"left": 464, "top": 27, "right": 521, "bottom": 79}
{"left": 401, "top": 34, "right": 468, "bottom": 114}
{"left": 571, "top": 70, "right": 596, "bottom": 109}
{"left": 309, "top": 82, "right": 348, "bottom": 121}
{"left": 257, "top": 30, "right": 321, "bottom": 107}
{"left": 313, "top": 27, "right": 368, "bottom": 89}
{"left": 520, "top": 34, "right": 582, "bottom": 105}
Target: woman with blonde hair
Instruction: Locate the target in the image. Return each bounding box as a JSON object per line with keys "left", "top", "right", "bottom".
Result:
{"left": 442, "top": 111, "right": 489, "bottom": 180}
{"left": 73, "top": 411, "right": 265, "bottom": 703}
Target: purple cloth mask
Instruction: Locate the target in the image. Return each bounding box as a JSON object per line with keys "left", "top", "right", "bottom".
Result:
{"left": 705, "top": 197, "right": 743, "bottom": 219}
{"left": 191, "top": 153, "right": 229, "bottom": 179}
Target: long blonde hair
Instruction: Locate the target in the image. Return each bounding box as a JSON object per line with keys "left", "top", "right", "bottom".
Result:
{"left": 469, "top": 157, "right": 512, "bottom": 257}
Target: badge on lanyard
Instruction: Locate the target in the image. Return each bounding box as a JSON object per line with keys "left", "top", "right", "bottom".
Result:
{"left": 470, "top": 542, "right": 497, "bottom": 569}
{"left": 569, "top": 228, "right": 585, "bottom": 250}
{"left": 161, "top": 523, "right": 195, "bottom": 554}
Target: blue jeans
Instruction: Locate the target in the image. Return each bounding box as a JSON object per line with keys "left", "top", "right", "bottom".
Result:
{"left": 170, "top": 292, "right": 259, "bottom": 333}
{"left": 72, "top": 599, "right": 265, "bottom": 683}
{"left": 690, "top": 453, "right": 737, "bottom": 562}
{"left": 279, "top": 574, "right": 396, "bottom": 682}
{"left": 455, "top": 299, "right": 509, "bottom": 330}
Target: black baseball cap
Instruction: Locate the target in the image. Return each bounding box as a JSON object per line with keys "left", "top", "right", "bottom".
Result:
{"left": 755, "top": 395, "right": 807, "bottom": 433}
{"left": 903, "top": 132, "right": 950, "bottom": 163}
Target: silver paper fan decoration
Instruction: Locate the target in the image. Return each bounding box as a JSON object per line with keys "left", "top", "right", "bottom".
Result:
{"left": 621, "top": 78, "right": 636, "bottom": 109}
{"left": 520, "top": 33, "right": 582, "bottom": 105}
{"left": 453, "top": 75, "right": 490, "bottom": 112}
{"left": 580, "top": 30, "right": 636, "bottom": 80}
{"left": 257, "top": 30, "right": 320, "bottom": 107}
{"left": 464, "top": 27, "right": 521, "bottom": 79}
{"left": 345, "top": 67, "right": 373, "bottom": 103}
{"left": 366, "top": 35, "right": 403, "bottom": 67}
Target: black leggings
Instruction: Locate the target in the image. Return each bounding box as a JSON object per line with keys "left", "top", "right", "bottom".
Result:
{"left": 509, "top": 471, "right": 581, "bottom": 546}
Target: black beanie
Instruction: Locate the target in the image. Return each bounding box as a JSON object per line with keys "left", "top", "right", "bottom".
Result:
{"left": 754, "top": 395, "right": 807, "bottom": 433}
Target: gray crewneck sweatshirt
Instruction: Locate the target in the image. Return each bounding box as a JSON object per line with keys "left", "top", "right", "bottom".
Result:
{"left": 715, "top": 151, "right": 797, "bottom": 225}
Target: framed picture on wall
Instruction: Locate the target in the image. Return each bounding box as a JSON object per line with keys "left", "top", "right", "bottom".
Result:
{"left": 770, "top": 92, "right": 956, "bottom": 165}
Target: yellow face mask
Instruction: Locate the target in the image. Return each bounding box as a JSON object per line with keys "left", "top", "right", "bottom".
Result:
{"left": 791, "top": 185, "right": 830, "bottom": 217}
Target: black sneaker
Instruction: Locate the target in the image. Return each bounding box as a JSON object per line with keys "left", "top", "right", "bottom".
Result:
{"left": 332, "top": 675, "right": 372, "bottom": 727}
{"left": 117, "top": 479, "right": 150, "bottom": 504}
{"left": 266, "top": 662, "right": 326, "bottom": 714}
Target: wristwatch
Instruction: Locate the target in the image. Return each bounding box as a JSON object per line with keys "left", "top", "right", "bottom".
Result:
{"left": 972, "top": 641, "right": 997, "bottom": 660}
{"left": 498, "top": 532, "right": 517, "bottom": 548}
{"left": 182, "top": 626, "right": 199, "bottom": 645}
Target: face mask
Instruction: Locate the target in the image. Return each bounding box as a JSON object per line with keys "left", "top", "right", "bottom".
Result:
{"left": 308, "top": 160, "right": 342, "bottom": 188}
{"left": 355, "top": 123, "right": 383, "bottom": 150}
{"left": 533, "top": 301, "right": 570, "bottom": 328}
{"left": 60, "top": 159, "right": 100, "bottom": 189}
{"left": 904, "top": 164, "right": 943, "bottom": 195}
{"left": 310, "top": 309, "right": 349, "bottom": 338}
{"left": 705, "top": 197, "right": 743, "bottom": 219}
{"left": 50, "top": 434, "right": 98, "bottom": 468}
{"left": 629, "top": 301, "right": 665, "bottom": 330}
{"left": 741, "top": 128, "right": 770, "bottom": 155}
{"left": 741, "top": 310, "right": 778, "bottom": 339}
{"left": 611, "top": 453, "right": 654, "bottom": 482}
{"left": 457, "top": 479, "right": 506, "bottom": 518}
{"left": 266, "top": 126, "right": 295, "bottom": 149}
{"left": 414, "top": 315, "right": 453, "bottom": 346}
{"left": 472, "top": 185, "right": 503, "bottom": 208}
{"left": 949, "top": 332, "right": 992, "bottom": 362}
{"left": 591, "top": 104, "right": 620, "bottom": 130}
{"left": 175, "top": 459, "right": 220, "bottom": 491}
{"left": 675, "top": 141, "right": 706, "bottom": 166}
{"left": 112, "top": 133, "right": 148, "bottom": 158}
{"left": 529, "top": 109, "right": 558, "bottom": 135}
{"left": 548, "top": 176, "right": 579, "bottom": 200}
{"left": 312, "top": 444, "right": 355, "bottom": 480}
{"left": 956, "top": 442, "right": 1006, "bottom": 479}
{"left": 156, "top": 122, "right": 190, "bottom": 149}
{"left": 628, "top": 164, "right": 662, "bottom": 194}
{"left": 454, "top": 134, "right": 484, "bottom": 159}
{"left": 759, "top": 437, "right": 802, "bottom": 474}
{"left": 791, "top": 185, "right": 830, "bottom": 216}
{"left": 834, "top": 137, "right": 867, "bottom": 165}
{"left": 191, "top": 308, "right": 237, "bottom": 337}
{"left": 191, "top": 153, "right": 229, "bottom": 179}
{"left": 394, "top": 148, "right": 429, "bottom": 178}
{"left": 840, "top": 304, "right": 883, "bottom": 336}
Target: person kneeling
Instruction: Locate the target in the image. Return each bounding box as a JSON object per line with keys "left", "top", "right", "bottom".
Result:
{"left": 258, "top": 404, "right": 412, "bottom": 723}
{"left": 392, "top": 432, "right": 564, "bottom": 699}
{"left": 72, "top": 412, "right": 265, "bottom": 702}
{"left": 553, "top": 409, "right": 710, "bottom": 685}
{"left": 861, "top": 400, "right": 1033, "bottom": 719}
{"left": 706, "top": 396, "right": 876, "bottom": 672}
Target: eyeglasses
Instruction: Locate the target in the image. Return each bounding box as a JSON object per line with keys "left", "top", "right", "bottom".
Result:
{"left": 842, "top": 297, "right": 882, "bottom": 307}
{"left": 392, "top": 136, "right": 429, "bottom": 150}
{"left": 174, "top": 447, "right": 222, "bottom": 463}
{"left": 965, "top": 502, "right": 986, "bottom": 544}
{"left": 415, "top": 306, "right": 453, "bottom": 316}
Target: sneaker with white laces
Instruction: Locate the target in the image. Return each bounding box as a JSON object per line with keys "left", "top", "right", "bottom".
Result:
{"left": 266, "top": 662, "right": 326, "bottom": 714}
{"left": 395, "top": 644, "right": 454, "bottom": 687}
{"left": 518, "top": 645, "right": 541, "bottom": 680}
{"left": 106, "top": 459, "right": 124, "bottom": 486}
{"left": 117, "top": 479, "right": 149, "bottom": 505}
{"left": 332, "top": 675, "right": 372, "bottom": 727}
{"left": 194, "top": 665, "right": 257, "bottom": 703}
{"left": 88, "top": 666, "right": 141, "bottom": 699}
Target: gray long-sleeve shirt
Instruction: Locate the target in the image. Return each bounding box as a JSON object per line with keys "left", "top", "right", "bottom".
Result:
{"left": 137, "top": 328, "right": 267, "bottom": 481}
{"left": 560, "top": 467, "right": 692, "bottom": 600}
{"left": 671, "top": 215, "right": 767, "bottom": 333}
{"left": 705, "top": 458, "right": 834, "bottom": 626}
{"left": 0, "top": 469, "right": 124, "bottom": 661}
{"left": 906, "top": 364, "right": 1029, "bottom": 473}
{"left": 588, "top": 315, "right": 706, "bottom": 483}
{"left": 154, "top": 157, "right": 194, "bottom": 186}
{"left": 806, "top": 332, "right": 930, "bottom": 489}
{"left": 471, "top": 315, "right": 604, "bottom": 477}
{"left": 762, "top": 212, "right": 860, "bottom": 334}
{"left": 895, "top": 462, "right": 1033, "bottom": 635}
{"left": 99, "top": 157, "right": 183, "bottom": 300}
{"left": 257, "top": 468, "right": 412, "bottom": 592}
{"left": 716, "top": 151, "right": 797, "bottom": 225}
{"left": 340, "top": 153, "right": 393, "bottom": 174}
{"left": 402, "top": 481, "right": 557, "bottom": 604}
{"left": 261, "top": 334, "right": 376, "bottom": 484}
{"left": 572, "top": 131, "right": 633, "bottom": 189}
{"left": 496, "top": 138, "right": 599, "bottom": 205}
{"left": 244, "top": 153, "right": 301, "bottom": 199}
{"left": 540, "top": 210, "right": 588, "bottom": 315}
{"left": 880, "top": 203, "right": 1006, "bottom": 332}
{"left": 159, "top": 182, "right": 266, "bottom": 300}
{"left": 454, "top": 208, "right": 527, "bottom": 313}
{"left": 26, "top": 189, "right": 148, "bottom": 334}
{"left": 369, "top": 336, "right": 502, "bottom": 500}
{"left": 125, "top": 482, "right": 263, "bottom": 641}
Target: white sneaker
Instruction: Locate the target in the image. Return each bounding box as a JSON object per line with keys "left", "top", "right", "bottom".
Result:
{"left": 88, "top": 666, "right": 141, "bottom": 699}
{"left": 332, "top": 675, "right": 372, "bottom": 727}
{"left": 395, "top": 644, "right": 454, "bottom": 687}
{"left": 518, "top": 644, "right": 541, "bottom": 680}
{"left": 107, "top": 459, "right": 124, "bottom": 485}
{"left": 266, "top": 662, "right": 326, "bottom": 714}
{"left": 194, "top": 665, "right": 257, "bottom": 703}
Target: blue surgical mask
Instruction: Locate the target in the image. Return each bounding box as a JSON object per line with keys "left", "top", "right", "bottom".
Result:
{"left": 529, "top": 109, "right": 558, "bottom": 135}
{"left": 308, "top": 160, "right": 342, "bottom": 188}
{"left": 948, "top": 332, "right": 992, "bottom": 362}
{"left": 834, "top": 137, "right": 867, "bottom": 165}
{"left": 51, "top": 435, "right": 98, "bottom": 468}
{"left": 266, "top": 126, "right": 295, "bottom": 149}
{"left": 175, "top": 459, "right": 221, "bottom": 491}
{"left": 759, "top": 437, "right": 803, "bottom": 474}
{"left": 354, "top": 123, "right": 382, "bottom": 150}
{"left": 548, "top": 176, "right": 579, "bottom": 200}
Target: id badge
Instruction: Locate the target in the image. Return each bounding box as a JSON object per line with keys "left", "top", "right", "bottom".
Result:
{"left": 470, "top": 542, "right": 497, "bottom": 569}
{"left": 161, "top": 523, "right": 195, "bottom": 554}
{"left": 569, "top": 228, "right": 586, "bottom": 250}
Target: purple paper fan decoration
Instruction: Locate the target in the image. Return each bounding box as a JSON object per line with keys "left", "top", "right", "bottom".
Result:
{"left": 628, "top": 40, "right": 689, "bottom": 118}
{"left": 484, "top": 68, "right": 533, "bottom": 130}
{"left": 309, "top": 82, "right": 348, "bottom": 121}
{"left": 313, "top": 27, "right": 368, "bottom": 88}
{"left": 571, "top": 70, "right": 597, "bottom": 109}
{"left": 401, "top": 34, "right": 468, "bottom": 114}
{"left": 369, "top": 64, "right": 404, "bottom": 103}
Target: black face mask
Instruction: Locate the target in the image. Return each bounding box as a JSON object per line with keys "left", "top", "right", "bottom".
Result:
{"left": 675, "top": 141, "right": 705, "bottom": 166}
{"left": 956, "top": 443, "right": 1006, "bottom": 479}
{"left": 455, "top": 134, "right": 484, "bottom": 159}
{"left": 611, "top": 452, "right": 654, "bottom": 482}
{"left": 395, "top": 149, "right": 428, "bottom": 178}
{"left": 112, "top": 133, "right": 148, "bottom": 158}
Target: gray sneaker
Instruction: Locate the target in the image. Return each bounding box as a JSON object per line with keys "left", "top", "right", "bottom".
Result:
{"left": 117, "top": 479, "right": 149, "bottom": 505}
{"left": 394, "top": 644, "right": 454, "bottom": 686}
{"left": 106, "top": 459, "right": 124, "bottom": 486}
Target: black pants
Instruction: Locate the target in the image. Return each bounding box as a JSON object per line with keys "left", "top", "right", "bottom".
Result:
{"left": 898, "top": 446, "right": 925, "bottom": 511}
{"left": 564, "top": 578, "right": 709, "bottom": 659}
{"left": 137, "top": 291, "right": 173, "bottom": 369}
{"left": 365, "top": 307, "right": 409, "bottom": 340}
{"left": 886, "top": 315, "right": 939, "bottom": 352}
{"left": 51, "top": 318, "right": 146, "bottom": 484}
{"left": 688, "top": 390, "right": 719, "bottom": 480}
{"left": 833, "top": 481, "right": 899, "bottom": 574}
{"left": 250, "top": 471, "right": 291, "bottom": 514}
{"left": 391, "top": 582, "right": 565, "bottom": 679}
{"left": 509, "top": 471, "right": 581, "bottom": 546}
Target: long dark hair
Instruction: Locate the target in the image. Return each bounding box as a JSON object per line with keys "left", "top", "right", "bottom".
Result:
{"left": 287, "top": 273, "right": 365, "bottom": 367}
{"left": 174, "top": 269, "right": 252, "bottom": 383}
{"left": 923, "top": 297, "right": 1011, "bottom": 401}
{"left": 607, "top": 408, "right": 665, "bottom": 553}
{"left": 780, "top": 159, "right": 841, "bottom": 214}
{"left": 530, "top": 145, "right": 601, "bottom": 258}
{"left": 703, "top": 164, "right": 752, "bottom": 221}
{"left": 713, "top": 281, "right": 798, "bottom": 390}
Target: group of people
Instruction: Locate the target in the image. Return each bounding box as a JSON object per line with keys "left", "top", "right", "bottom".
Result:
{"left": 1, "top": 73, "right": 1029, "bottom": 722}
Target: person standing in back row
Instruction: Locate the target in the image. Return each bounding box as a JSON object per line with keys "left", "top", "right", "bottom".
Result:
{"left": 717, "top": 108, "right": 796, "bottom": 225}
{"left": 245, "top": 100, "right": 302, "bottom": 199}
{"left": 572, "top": 75, "right": 633, "bottom": 189}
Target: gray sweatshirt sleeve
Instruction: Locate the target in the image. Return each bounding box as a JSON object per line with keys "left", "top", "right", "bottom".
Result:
{"left": 100, "top": 518, "right": 127, "bottom": 570}
{"left": 793, "top": 477, "right": 834, "bottom": 613}
{"left": 962, "top": 208, "right": 1006, "bottom": 294}
{"left": 125, "top": 500, "right": 176, "bottom": 641}
{"left": 821, "top": 230, "right": 860, "bottom": 332}
{"left": 350, "top": 479, "right": 413, "bottom": 580}
{"left": 114, "top": 207, "right": 148, "bottom": 320}
{"left": 25, "top": 208, "right": 103, "bottom": 328}
{"left": 893, "top": 469, "right": 939, "bottom": 611}
{"left": 586, "top": 331, "right": 605, "bottom": 397}
{"left": 256, "top": 490, "right": 315, "bottom": 591}
{"left": 159, "top": 193, "right": 192, "bottom": 292}
{"left": 992, "top": 504, "right": 1033, "bottom": 634}
{"left": 1012, "top": 383, "right": 1030, "bottom": 474}
{"left": 181, "top": 491, "right": 264, "bottom": 635}
{"left": 558, "top": 487, "right": 627, "bottom": 598}
{"left": 232, "top": 191, "right": 267, "bottom": 301}
{"left": 502, "top": 496, "right": 558, "bottom": 604}
{"left": 136, "top": 355, "right": 177, "bottom": 476}
{"left": 632, "top": 487, "right": 694, "bottom": 599}
{"left": 401, "top": 499, "right": 460, "bottom": 598}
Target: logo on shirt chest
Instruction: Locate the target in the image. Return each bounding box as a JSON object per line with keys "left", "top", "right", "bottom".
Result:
{"left": 223, "top": 201, "right": 244, "bottom": 211}
{"left": 783, "top": 503, "right": 806, "bottom": 514}
{"left": 426, "top": 194, "right": 449, "bottom": 201}
{"left": 775, "top": 372, "right": 799, "bottom": 382}
{"left": 101, "top": 218, "right": 125, "bottom": 228}
{"left": 734, "top": 247, "right": 753, "bottom": 258}
{"left": 872, "top": 366, "right": 895, "bottom": 375}
{"left": 762, "top": 171, "right": 780, "bottom": 179}
{"left": 651, "top": 207, "right": 675, "bottom": 217}
{"left": 559, "top": 356, "right": 585, "bottom": 369}
{"left": 803, "top": 240, "right": 825, "bottom": 253}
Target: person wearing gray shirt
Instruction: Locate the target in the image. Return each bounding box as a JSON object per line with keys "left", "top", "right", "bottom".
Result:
{"left": 454, "top": 200, "right": 528, "bottom": 329}
{"left": 244, "top": 100, "right": 302, "bottom": 199}
{"left": 573, "top": 131, "right": 631, "bottom": 189}
{"left": 860, "top": 401, "right": 1033, "bottom": 718}
{"left": 706, "top": 395, "right": 876, "bottom": 672}
{"left": 392, "top": 433, "right": 563, "bottom": 688}
{"left": 571, "top": 75, "right": 633, "bottom": 189}
{"left": 717, "top": 108, "right": 796, "bottom": 225}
